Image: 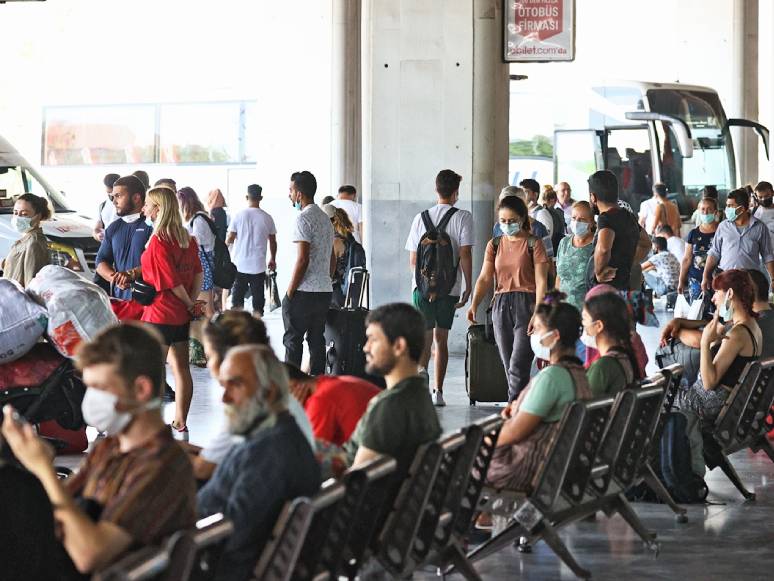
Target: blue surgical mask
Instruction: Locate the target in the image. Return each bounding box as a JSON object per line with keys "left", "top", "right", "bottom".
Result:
{"left": 719, "top": 296, "right": 734, "bottom": 322}
{"left": 294, "top": 201, "right": 302, "bottom": 211}
{"left": 700, "top": 213, "right": 715, "bottom": 225}
{"left": 11, "top": 215, "right": 32, "bottom": 233}
{"left": 145, "top": 217, "right": 153, "bottom": 227}
{"left": 725, "top": 206, "right": 739, "bottom": 221}
{"left": 570, "top": 220, "right": 589, "bottom": 236}
{"left": 501, "top": 222, "right": 521, "bottom": 237}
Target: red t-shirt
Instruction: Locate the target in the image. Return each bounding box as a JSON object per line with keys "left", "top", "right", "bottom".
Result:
{"left": 140, "top": 235, "right": 202, "bottom": 325}
{"left": 305, "top": 375, "right": 380, "bottom": 446}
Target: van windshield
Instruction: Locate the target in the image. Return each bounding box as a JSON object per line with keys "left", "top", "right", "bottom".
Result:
{"left": 0, "top": 165, "right": 70, "bottom": 214}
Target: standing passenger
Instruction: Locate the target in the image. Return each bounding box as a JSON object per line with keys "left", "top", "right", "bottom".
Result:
{"left": 330, "top": 184, "right": 364, "bottom": 244}
{"left": 283, "top": 171, "right": 334, "bottom": 375}
{"left": 555, "top": 201, "right": 595, "bottom": 312}
{"left": 93, "top": 173, "right": 120, "bottom": 242}
{"left": 208, "top": 188, "right": 229, "bottom": 242}
{"left": 2, "top": 193, "right": 51, "bottom": 287}
{"left": 467, "top": 196, "right": 549, "bottom": 402}
{"left": 678, "top": 197, "right": 718, "bottom": 300}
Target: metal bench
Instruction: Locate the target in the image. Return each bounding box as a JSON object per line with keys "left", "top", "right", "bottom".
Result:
{"left": 94, "top": 545, "right": 169, "bottom": 581}
{"left": 251, "top": 497, "right": 314, "bottom": 581}
{"left": 164, "top": 513, "right": 234, "bottom": 581}
{"left": 703, "top": 357, "right": 774, "bottom": 500}
{"left": 465, "top": 396, "right": 615, "bottom": 579}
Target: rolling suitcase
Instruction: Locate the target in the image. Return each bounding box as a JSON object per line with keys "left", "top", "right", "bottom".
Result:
{"left": 465, "top": 324, "right": 509, "bottom": 405}
{"left": 324, "top": 267, "right": 384, "bottom": 387}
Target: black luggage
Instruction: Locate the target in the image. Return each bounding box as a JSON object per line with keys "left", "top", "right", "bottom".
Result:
{"left": 324, "top": 267, "right": 384, "bottom": 387}
{"left": 465, "top": 324, "right": 509, "bottom": 405}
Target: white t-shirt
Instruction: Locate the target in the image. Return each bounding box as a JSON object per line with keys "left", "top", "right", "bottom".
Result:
{"left": 292, "top": 204, "right": 335, "bottom": 293}
{"left": 200, "top": 397, "right": 316, "bottom": 463}
{"left": 329, "top": 198, "right": 363, "bottom": 244}
{"left": 186, "top": 211, "right": 216, "bottom": 253}
{"left": 228, "top": 207, "right": 277, "bottom": 275}
{"left": 755, "top": 206, "right": 774, "bottom": 238}
{"left": 639, "top": 197, "right": 658, "bottom": 235}
{"left": 99, "top": 197, "right": 117, "bottom": 229}
{"left": 530, "top": 204, "right": 554, "bottom": 237}
{"left": 666, "top": 235, "right": 686, "bottom": 262}
{"left": 404, "top": 203, "right": 475, "bottom": 296}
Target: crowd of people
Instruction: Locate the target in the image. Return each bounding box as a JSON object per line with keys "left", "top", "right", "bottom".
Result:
{"left": 4, "top": 163, "right": 774, "bottom": 579}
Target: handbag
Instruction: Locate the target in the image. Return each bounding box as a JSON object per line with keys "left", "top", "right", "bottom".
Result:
{"left": 131, "top": 278, "right": 156, "bottom": 306}
{"left": 686, "top": 292, "right": 707, "bottom": 320}
{"left": 265, "top": 270, "right": 281, "bottom": 312}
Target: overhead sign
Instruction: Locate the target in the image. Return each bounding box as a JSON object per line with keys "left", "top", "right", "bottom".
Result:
{"left": 504, "top": 0, "right": 575, "bottom": 62}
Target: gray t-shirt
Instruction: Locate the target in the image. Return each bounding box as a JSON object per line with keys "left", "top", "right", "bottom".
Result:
{"left": 292, "top": 204, "right": 335, "bottom": 293}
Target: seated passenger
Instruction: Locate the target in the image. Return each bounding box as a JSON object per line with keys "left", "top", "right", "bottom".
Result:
{"left": 186, "top": 310, "right": 314, "bottom": 481}
{"left": 583, "top": 292, "right": 644, "bottom": 397}
{"left": 197, "top": 345, "right": 321, "bottom": 581}
{"left": 285, "top": 364, "right": 380, "bottom": 446}
{"left": 344, "top": 303, "right": 441, "bottom": 477}
{"left": 1, "top": 324, "right": 196, "bottom": 578}
{"left": 676, "top": 270, "right": 762, "bottom": 422}
{"left": 486, "top": 292, "right": 592, "bottom": 492}
{"left": 642, "top": 236, "right": 680, "bottom": 297}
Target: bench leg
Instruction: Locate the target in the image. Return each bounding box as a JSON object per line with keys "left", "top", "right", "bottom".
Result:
{"left": 753, "top": 436, "right": 774, "bottom": 464}
{"left": 611, "top": 494, "right": 658, "bottom": 546}
{"left": 642, "top": 462, "right": 688, "bottom": 523}
{"left": 465, "top": 519, "right": 524, "bottom": 566}
{"left": 715, "top": 454, "right": 756, "bottom": 501}
{"left": 538, "top": 521, "right": 591, "bottom": 579}
{"left": 442, "top": 544, "right": 483, "bottom": 581}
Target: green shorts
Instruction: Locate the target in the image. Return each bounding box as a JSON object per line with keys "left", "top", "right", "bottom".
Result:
{"left": 412, "top": 288, "right": 459, "bottom": 330}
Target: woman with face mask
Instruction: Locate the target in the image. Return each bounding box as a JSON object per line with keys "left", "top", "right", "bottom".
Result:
{"left": 583, "top": 292, "right": 644, "bottom": 397}
{"left": 2, "top": 193, "right": 51, "bottom": 287}
{"left": 678, "top": 197, "right": 718, "bottom": 301}
{"left": 485, "top": 291, "right": 592, "bottom": 492}
{"left": 676, "top": 269, "right": 762, "bottom": 421}
{"left": 555, "top": 201, "right": 596, "bottom": 312}
{"left": 468, "top": 195, "right": 550, "bottom": 402}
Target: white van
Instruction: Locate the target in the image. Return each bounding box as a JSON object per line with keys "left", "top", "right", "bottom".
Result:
{"left": 0, "top": 134, "right": 98, "bottom": 278}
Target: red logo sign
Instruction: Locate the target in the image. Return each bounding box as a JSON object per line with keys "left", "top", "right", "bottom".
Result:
{"left": 513, "top": 0, "right": 563, "bottom": 42}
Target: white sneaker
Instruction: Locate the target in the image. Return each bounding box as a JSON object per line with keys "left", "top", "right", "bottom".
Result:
{"left": 434, "top": 390, "right": 446, "bottom": 407}
{"left": 171, "top": 423, "right": 190, "bottom": 442}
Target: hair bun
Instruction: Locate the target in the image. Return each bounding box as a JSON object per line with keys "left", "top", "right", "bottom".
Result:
{"left": 542, "top": 290, "right": 567, "bottom": 306}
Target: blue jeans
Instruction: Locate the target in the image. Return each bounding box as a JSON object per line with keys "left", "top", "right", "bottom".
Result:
{"left": 643, "top": 271, "right": 668, "bottom": 297}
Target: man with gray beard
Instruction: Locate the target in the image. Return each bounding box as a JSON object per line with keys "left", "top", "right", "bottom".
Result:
{"left": 197, "top": 345, "right": 320, "bottom": 581}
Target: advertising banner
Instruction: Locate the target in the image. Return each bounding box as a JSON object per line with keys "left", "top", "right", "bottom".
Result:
{"left": 504, "top": 0, "right": 575, "bottom": 62}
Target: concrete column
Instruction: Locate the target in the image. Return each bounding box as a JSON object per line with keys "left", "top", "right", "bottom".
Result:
{"left": 732, "top": 0, "right": 758, "bottom": 186}
{"left": 362, "top": 0, "right": 509, "bottom": 354}
{"left": 331, "top": 0, "right": 362, "bottom": 195}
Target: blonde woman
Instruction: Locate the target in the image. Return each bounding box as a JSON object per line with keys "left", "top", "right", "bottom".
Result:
{"left": 138, "top": 187, "right": 204, "bottom": 440}
{"left": 323, "top": 204, "right": 356, "bottom": 308}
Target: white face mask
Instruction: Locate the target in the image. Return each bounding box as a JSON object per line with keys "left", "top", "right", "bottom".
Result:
{"left": 581, "top": 332, "right": 597, "bottom": 348}
{"left": 530, "top": 330, "right": 556, "bottom": 360}
{"left": 81, "top": 387, "right": 160, "bottom": 436}
{"left": 11, "top": 215, "right": 32, "bottom": 233}
{"left": 122, "top": 213, "right": 141, "bottom": 223}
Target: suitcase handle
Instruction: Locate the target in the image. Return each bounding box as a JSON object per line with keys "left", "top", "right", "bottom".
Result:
{"left": 344, "top": 267, "right": 370, "bottom": 310}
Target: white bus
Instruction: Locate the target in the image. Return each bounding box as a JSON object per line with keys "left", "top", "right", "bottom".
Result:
{"left": 551, "top": 81, "right": 769, "bottom": 214}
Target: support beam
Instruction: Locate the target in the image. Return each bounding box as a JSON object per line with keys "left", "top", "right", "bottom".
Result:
{"left": 732, "top": 0, "right": 759, "bottom": 186}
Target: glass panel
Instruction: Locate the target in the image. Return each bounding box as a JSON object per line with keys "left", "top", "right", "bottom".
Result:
{"left": 43, "top": 105, "right": 156, "bottom": 165}
{"left": 0, "top": 167, "right": 25, "bottom": 213}
{"left": 605, "top": 127, "right": 653, "bottom": 213}
{"left": 159, "top": 102, "right": 241, "bottom": 163}
{"left": 554, "top": 130, "right": 601, "bottom": 202}
{"left": 242, "top": 101, "right": 257, "bottom": 163}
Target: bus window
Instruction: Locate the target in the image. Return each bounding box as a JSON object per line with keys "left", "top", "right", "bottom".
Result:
{"left": 605, "top": 127, "right": 653, "bottom": 212}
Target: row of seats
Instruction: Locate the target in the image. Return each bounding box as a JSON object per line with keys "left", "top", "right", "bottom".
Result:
{"left": 96, "top": 359, "right": 774, "bottom": 581}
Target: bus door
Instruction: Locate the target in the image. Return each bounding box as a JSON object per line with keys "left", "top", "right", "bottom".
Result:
{"left": 602, "top": 125, "right": 654, "bottom": 213}
{"left": 553, "top": 129, "right": 603, "bottom": 202}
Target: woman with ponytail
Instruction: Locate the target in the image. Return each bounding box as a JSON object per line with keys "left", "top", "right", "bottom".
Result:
{"left": 485, "top": 291, "right": 592, "bottom": 492}
{"left": 583, "top": 292, "right": 644, "bottom": 397}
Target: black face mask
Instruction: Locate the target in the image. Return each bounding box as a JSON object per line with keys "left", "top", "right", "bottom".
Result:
{"left": 761, "top": 197, "right": 773, "bottom": 208}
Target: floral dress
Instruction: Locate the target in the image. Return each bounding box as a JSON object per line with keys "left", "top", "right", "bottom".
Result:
{"left": 556, "top": 235, "right": 594, "bottom": 312}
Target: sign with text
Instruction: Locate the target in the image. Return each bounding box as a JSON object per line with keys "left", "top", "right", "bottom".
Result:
{"left": 504, "top": 0, "right": 575, "bottom": 62}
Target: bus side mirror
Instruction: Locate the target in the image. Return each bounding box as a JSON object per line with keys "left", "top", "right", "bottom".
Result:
{"left": 725, "top": 118, "right": 770, "bottom": 160}
{"left": 625, "top": 111, "right": 694, "bottom": 158}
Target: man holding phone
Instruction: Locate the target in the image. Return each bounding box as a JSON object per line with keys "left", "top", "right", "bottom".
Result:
{"left": 1, "top": 324, "right": 196, "bottom": 578}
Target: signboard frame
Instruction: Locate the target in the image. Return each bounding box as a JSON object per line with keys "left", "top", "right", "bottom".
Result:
{"left": 503, "top": 0, "right": 576, "bottom": 63}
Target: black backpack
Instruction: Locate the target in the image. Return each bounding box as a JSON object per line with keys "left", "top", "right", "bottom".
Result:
{"left": 343, "top": 234, "right": 367, "bottom": 297}
{"left": 191, "top": 213, "right": 237, "bottom": 290}
{"left": 659, "top": 412, "right": 709, "bottom": 503}
{"left": 415, "top": 207, "right": 459, "bottom": 301}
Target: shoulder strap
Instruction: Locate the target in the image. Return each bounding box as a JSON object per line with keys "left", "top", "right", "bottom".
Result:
{"left": 191, "top": 212, "right": 218, "bottom": 239}
{"left": 436, "top": 206, "right": 458, "bottom": 233}
{"left": 420, "top": 210, "right": 435, "bottom": 234}
{"left": 736, "top": 323, "right": 760, "bottom": 355}
{"left": 99, "top": 200, "right": 106, "bottom": 214}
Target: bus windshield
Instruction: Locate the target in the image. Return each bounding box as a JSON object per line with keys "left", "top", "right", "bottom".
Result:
{"left": 647, "top": 89, "right": 734, "bottom": 201}
{"left": 0, "top": 165, "right": 70, "bottom": 214}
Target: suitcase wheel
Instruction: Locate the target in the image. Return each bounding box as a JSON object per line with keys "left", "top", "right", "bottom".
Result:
{"left": 469, "top": 398, "right": 476, "bottom": 407}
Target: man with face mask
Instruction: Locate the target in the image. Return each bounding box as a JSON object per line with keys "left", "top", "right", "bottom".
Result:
{"left": 703, "top": 187, "right": 774, "bottom": 293}
{"left": 754, "top": 181, "right": 774, "bottom": 238}
{"left": 95, "top": 175, "right": 153, "bottom": 299}
{"left": 282, "top": 170, "right": 335, "bottom": 375}
{"left": 197, "top": 344, "right": 320, "bottom": 581}
{"left": 1, "top": 324, "right": 196, "bottom": 578}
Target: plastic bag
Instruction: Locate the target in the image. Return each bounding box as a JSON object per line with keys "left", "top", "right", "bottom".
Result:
{"left": 674, "top": 293, "right": 692, "bottom": 319}
{"left": 265, "top": 270, "right": 281, "bottom": 312}
{"left": 0, "top": 279, "right": 48, "bottom": 364}
{"left": 27, "top": 266, "right": 118, "bottom": 358}
{"left": 686, "top": 293, "right": 706, "bottom": 320}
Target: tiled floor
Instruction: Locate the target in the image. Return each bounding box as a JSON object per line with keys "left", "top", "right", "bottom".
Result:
{"left": 67, "top": 307, "right": 774, "bottom": 579}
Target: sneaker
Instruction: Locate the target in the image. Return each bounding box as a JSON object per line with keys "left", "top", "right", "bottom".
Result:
{"left": 162, "top": 383, "right": 176, "bottom": 403}
{"left": 171, "top": 422, "right": 189, "bottom": 442}
{"left": 433, "top": 390, "right": 446, "bottom": 407}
